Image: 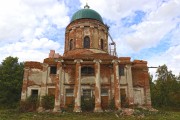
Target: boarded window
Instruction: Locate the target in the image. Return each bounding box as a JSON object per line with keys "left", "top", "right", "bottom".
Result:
{"left": 101, "top": 88, "right": 108, "bottom": 109}
{"left": 120, "top": 89, "right": 126, "bottom": 97}
{"left": 31, "top": 89, "right": 38, "bottom": 97}
{"left": 50, "top": 66, "right": 57, "bottom": 74}
{"left": 65, "top": 89, "right": 74, "bottom": 106}
{"left": 69, "top": 39, "right": 73, "bottom": 50}
{"left": 81, "top": 67, "right": 94, "bottom": 76}
{"left": 101, "top": 39, "right": 104, "bottom": 50}
{"left": 101, "top": 96, "right": 108, "bottom": 109}
{"left": 84, "top": 36, "right": 90, "bottom": 48}
{"left": 119, "top": 65, "right": 125, "bottom": 76}
{"left": 48, "top": 88, "right": 55, "bottom": 96}
{"left": 134, "top": 89, "right": 143, "bottom": 105}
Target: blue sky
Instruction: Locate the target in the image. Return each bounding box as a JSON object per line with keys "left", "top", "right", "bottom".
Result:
{"left": 0, "top": 0, "right": 179, "bottom": 77}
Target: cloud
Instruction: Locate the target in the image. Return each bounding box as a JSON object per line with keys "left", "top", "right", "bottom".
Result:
{"left": 0, "top": 0, "right": 69, "bottom": 41}
{"left": 0, "top": 38, "right": 64, "bottom": 62}
{"left": 124, "top": 0, "right": 180, "bottom": 51}
{"left": 148, "top": 24, "right": 180, "bottom": 77}
{"left": 124, "top": 20, "right": 175, "bottom": 51}
{"left": 79, "top": 0, "right": 156, "bottom": 22}
{"left": 0, "top": 0, "right": 69, "bottom": 62}
{"left": 148, "top": 44, "right": 180, "bottom": 77}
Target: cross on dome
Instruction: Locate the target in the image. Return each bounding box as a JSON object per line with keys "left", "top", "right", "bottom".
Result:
{"left": 84, "top": 2, "right": 90, "bottom": 9}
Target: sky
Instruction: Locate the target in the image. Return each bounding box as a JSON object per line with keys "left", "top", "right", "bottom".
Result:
{"left": 0, "top": 0, "right": 180, "bottom": 78}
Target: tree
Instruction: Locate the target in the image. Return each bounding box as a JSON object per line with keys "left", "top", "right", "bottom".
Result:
{"left": 150, "top": 64, "right": 180, "bottom": 108}
{"left": 0, "top": 56, "right": 24, "bottom": 107}
{"left": 149, "top": 74, "right": 156, "bottom": 106}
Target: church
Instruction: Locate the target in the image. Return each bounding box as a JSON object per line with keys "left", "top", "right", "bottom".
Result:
{"left": 21, "top": 4, "right": 151, "bottom": 112}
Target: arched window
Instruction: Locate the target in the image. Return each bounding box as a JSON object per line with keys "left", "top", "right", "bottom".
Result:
{"left": 84, "top": 36, "right": 90, "bottom": 48}
{"left": 81, "top": 67, "right": 94, "bottom": 76}
{"left": 101, "top": 39, "right": 104, "bottom": 50}
{"left": 69, "top": 39, "right": 73, "bottom": 50}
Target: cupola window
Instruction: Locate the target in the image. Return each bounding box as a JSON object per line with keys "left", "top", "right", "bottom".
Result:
{"left": 101, "top": 39, "right": 104, "bottom": 50}
{"left": 69, "top": 39, "right": 73, "bottom": 50}
{"left": 84, "top": 36, "right": 90, "bottom": 48}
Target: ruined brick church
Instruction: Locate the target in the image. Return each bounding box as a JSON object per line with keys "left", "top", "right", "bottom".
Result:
{"left": 21, "top": 4, "right": 151, "bottom": 112}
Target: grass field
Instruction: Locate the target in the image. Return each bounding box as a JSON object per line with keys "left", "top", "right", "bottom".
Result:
{"left": 0, "top": 109, "right": 180, "bottom": 120}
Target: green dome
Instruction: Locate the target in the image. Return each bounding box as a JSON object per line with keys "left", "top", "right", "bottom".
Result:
{"left": 71, "top": 7, "right": 103, "bottom": 23}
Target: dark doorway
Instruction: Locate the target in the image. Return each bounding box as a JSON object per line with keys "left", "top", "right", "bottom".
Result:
{"left": 120, "top": 88, "right": 128, "bottom": 107}
{"left": 81, "top": 89, "right": 94, "bottom": 111}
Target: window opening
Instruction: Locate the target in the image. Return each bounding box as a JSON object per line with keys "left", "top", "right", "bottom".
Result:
{"left": 119, "top": 65, "right": 125, "bottom": 76}
{"left": 50, "top": 66, "right": 57, "bottom": 74}
{"left": 69, "top": 39, "right": 73, "bottom": 50}
{"left": 84, "top": 36, "right": 90, "bottom": 48}
{"left": 101, "top": 89, "right": 108, "bottom": 96}
{"left": 81, "top": 67, "right": 94, "bottom": 76}
{"left": 66, "top": 89, "right": 74, "bottom": 96}
{"left": 101, "top": 39, "right": 104, "bottom": 50}
{"left": 31, "top": 89, "right": 38, "bottom": 97}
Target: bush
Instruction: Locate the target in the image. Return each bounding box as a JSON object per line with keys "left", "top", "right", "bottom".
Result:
{"left": 108, "top": 98, "right": 115, "bottom": 110}
{"left": 121, "top": 96, "right": 129, "bottom": 108}
{"left": 81, "top": 96, "right": 95, "bottom": 111}
{"left": 41, "top": 95, "right": 54, "bottom": 110}
{"left": 65, "top": 100, "right": 74, "bottom": 112}
{"left": 19, "top": 96, "right": 39, "bottom": 112}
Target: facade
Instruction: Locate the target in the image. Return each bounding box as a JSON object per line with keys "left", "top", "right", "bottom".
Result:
{"left": 21, "top": 5, "right": 151, "bottom": 112}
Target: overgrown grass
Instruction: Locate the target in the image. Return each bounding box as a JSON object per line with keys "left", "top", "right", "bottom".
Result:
{"left": 0, "top": 108, "right": 180, "bottom": 120}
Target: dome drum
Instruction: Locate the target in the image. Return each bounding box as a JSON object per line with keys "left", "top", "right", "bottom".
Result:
{"left": 64, "top": 19, "right": 108, "bottom": 56}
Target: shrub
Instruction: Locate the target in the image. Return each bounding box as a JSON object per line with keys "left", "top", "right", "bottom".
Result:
{"left": 19, "top": 95, "right": 39, "bottom": 112}
{"left": 108, "top": 98, "right": 115, "bottom": 110}
{"left": 41, "top": 95, "right": 54, "bottom": 110}
{"left": 81, "top": 96, "right": 95, "bottom": 111}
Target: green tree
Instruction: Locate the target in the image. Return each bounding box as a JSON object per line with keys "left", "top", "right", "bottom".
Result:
{"left": 0, "top": 56, "right": 24, "bottom": 107}
{"left": 150, "top": 64, "right": 180, "bottom": 108}
{"left": 149, "top": 74, "right": 156, "bottom": 106}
